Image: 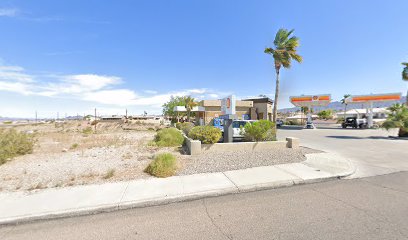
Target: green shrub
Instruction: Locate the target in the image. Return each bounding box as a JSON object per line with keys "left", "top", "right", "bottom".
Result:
{"left": 0, "top": 129, "right": 35, "bottom": 165}
{"left": 70, "top": 143, "right": 79, "bottom": 150}
{"left": 243, "top": 120, "right": 276, "bottom": 142}
{"left": 2, "top": 121, "right": 12, "bottom": 124}
{"left": 336, "top": 117, "right": 345, "bottom": 124}
{"left": 317, "top": 110, "right": 333, "bottom": 120}
{"left": 175, "top": 122, "right": 182, "bottom": 129}
{"left": 154, "top": 128, "right": 184, "bottom": 147}
{"left": 176, "top": 122, "right": 194, "bottom": 135}
{"left": 82, "top": 127, "right": 93, "bottom": 134}
{"left": 188, "top": 126, "right": 222, "bottom": 144}
{"left": 145, "top": 153, "right": 177, "bottom": 178}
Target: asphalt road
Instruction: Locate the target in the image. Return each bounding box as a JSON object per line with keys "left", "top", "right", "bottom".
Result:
{"left": 277, "top": 125, "right": 408, "bottom": 178}
{"left": 1, "top": 171, "right": 408, "bottom": 240}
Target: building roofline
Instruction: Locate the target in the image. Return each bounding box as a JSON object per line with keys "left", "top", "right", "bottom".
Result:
{"left": 242, "top": 97, "right": 273, "bottom": 104}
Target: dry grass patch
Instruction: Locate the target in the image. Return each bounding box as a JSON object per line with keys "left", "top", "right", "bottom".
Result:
{"left": 70, "top": 143, "right": 79, "bottom": 150}
{"left": 0, "top": 129, "right": 35, "bottom": 165}
{"left": 103, "top": 169, "right": 116, "bottom": 179}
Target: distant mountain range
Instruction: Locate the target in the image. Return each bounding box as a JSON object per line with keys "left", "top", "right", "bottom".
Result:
{"left": 278, "top": 96, "right": 407, "bottom": 113}
{"left": 0, "top": 117, "right": 32, "bottom": 122}
{"left": 0, "top": 115, "right": 82, "bottom": 122}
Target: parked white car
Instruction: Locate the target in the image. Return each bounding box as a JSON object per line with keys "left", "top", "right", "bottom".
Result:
{"left": 232, "top": 120, "right": 257, "bottom": 139}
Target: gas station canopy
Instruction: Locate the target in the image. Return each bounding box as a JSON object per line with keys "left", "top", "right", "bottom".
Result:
{"left": 289, "top": 94, "right": 331, "bottom": 107}
{"left": 344, "top": 93, "right": 402, "bottom": 128}
{"left": 345, "top": 93, "right": 401, "bottom": 104}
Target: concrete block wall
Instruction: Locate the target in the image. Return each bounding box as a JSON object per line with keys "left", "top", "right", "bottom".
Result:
{"left": 286, "top": 137, "right": 299, "bottom": 148}
{"left": 201, "top": 141, "right": 287, "bottom": 153}
{"left": 183, "top": 135, "right": 300, "bottom": 155}
{"left": 185, "top": 137, "right": 201, "bottom": 155}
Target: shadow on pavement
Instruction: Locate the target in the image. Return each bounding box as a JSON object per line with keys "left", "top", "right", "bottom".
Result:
{"left": 326, "top": 135, "right": 398, "bottom": 140}
{"left": 278, "top": 126, "right": 304, "bottom": 130}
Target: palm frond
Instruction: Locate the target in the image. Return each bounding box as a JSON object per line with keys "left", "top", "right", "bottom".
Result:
{"left": 267, "top": 28, "right": 302, "bottom": 69}
{"left": 289, "top": 52, "right": 303, "bottom": 63}
{"left": 402, "top": 63, "right": 408, "bottom": 80}
{"left": 264, "top": 47, "right": 274, "bottom": 54}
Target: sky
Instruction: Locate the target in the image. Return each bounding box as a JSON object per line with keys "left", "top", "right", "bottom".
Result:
{"left": 0, "top": 0, "right": 407, "bottom": 118}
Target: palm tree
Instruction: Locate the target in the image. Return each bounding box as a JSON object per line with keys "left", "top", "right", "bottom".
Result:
{"left": 402, "top": 62, "right": 408, "bottom": 106}
{"left": 340, "top": 94, "right": 351, "bottom": 120}
{"left": 300, "top": 106, "right": 309, "bottom": 125}
{"left": 265, "top": 29, "right": 302, "bottom": 122}
{"left": 184, "top": 96, "right": 197, "bottom": 122}
{"left": 382, "top": 103, "right": 408, "bottom": 137}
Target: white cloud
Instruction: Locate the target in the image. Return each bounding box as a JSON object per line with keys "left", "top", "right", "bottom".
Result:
{"left": 83, "top": 89, "right": 138, "bottom": 106}
{"left": 0, "top": 8, "right": 18, "bottom": 17}
{"left": 0, "top": 66, "right": 34, "bottom": 83}
{"left": 144, "top": 90, "right": 158, "bottom": 94}
{"left": 188, "top": 89, "right": 207, "bottom": 94}
{"left": 0, "top": 63, "right": 230, "bottom": 117}
{"left": 0, "top": 81, "right": 32, "bottom": 95}
{"left": 64, "top": 74, "right": 121, "bottom": 91}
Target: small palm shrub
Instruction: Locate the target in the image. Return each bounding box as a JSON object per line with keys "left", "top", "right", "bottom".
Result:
{"left": 188, "top": 126, "right": 222, "bottom": 144}
{"left": 176, "top": 122, "right": 194, "bottom": 135}
{"left": 243, "top": 120, "right": 276, "bottom": 142}
{"left": 145, "top": 153, "right": 177, "bottom": 178}
{"left": 154, "top": 128, "right": 184, "bottom": 147}
{"left": 382, "top": 104, "right": 408, "bottom": 137}
{"left": 0, "top": 129, "right": 35, "bottom": 165}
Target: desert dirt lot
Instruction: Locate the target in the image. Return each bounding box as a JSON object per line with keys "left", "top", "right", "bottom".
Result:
{"left": 0, "top": 121, "right": 312, "bottom": 192}
{"left": 0, "top": 121, "right": 176, "bottom": 192}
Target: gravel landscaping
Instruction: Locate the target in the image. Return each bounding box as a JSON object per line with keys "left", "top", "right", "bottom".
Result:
{"left": 0, "top": 121, "right": 324, "bottom": 193}
{"left": 178, "top": 146, "right": 322, "bottom": 175}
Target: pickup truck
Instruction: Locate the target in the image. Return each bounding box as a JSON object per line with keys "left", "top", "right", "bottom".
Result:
{"left": 341, "top": 117, "right": 367, "bottom": 129}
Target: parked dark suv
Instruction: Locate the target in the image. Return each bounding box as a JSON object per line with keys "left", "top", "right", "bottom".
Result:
{"left": 276, "top": 119, "right": 284, "bottom": 128}
{"left": 342, "top": 117, "right": 367, "bottom": 129}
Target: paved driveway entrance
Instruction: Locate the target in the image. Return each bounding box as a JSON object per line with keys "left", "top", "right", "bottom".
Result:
{"left": 277, "top": 125, "right": 408, "bottom": 178}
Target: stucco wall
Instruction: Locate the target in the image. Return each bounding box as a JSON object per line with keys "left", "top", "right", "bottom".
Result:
{"left": 183, "top": 136, "right": 300, "bottom": 155}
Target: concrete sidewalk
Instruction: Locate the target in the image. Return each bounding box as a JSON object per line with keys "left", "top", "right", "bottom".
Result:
{"left": 0, "top": 152, "right": 355, "bottom": 225}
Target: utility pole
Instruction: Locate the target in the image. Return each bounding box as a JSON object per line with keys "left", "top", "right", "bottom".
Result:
{"left": 57, "top": 112, "right": 59, "bottom": 120}
{"left": 35, "top": 111, "right": 37, "bottom": 123}
{"left": 126, "top": 109, "right": 128, "bottom": 119}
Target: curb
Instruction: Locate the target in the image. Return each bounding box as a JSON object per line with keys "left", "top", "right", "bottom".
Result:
{"left": 0, "top": 188, "right": 239, "bottom": 226}
{"left": 0, "top": 153, "right": 355, "bottom": 226}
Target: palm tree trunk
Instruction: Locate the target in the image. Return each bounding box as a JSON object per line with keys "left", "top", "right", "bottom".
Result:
{"left": 272, "top": 67, "right": 280, "bottom": 122}
{"left": 406, "top": 88, "right": 408, "bottom": 106}
{"left": 344, "top": 104, "right": 347, "bottom": 120}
